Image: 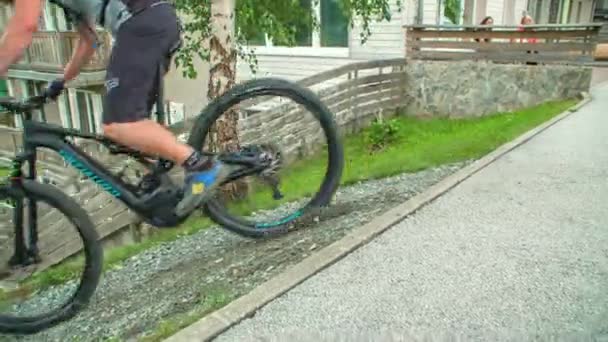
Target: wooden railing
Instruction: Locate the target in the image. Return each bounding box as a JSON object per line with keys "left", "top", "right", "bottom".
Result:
{"left": 11, "top": 31, "right": 112, "bottom": 73}
{"left": 404, "top": 23, "right": 603, "bottom": 64}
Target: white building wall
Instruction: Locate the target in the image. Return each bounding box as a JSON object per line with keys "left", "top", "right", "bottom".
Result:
{"left": 486, "top": 0, "right": 506, "bottom": 23}
{"left": 349, "top": 1, "right": 406, "bottom": 59}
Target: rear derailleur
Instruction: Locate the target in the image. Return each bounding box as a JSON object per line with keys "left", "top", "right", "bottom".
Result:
{"left": 237, "top": 144, "right": 284, "bottom": 200}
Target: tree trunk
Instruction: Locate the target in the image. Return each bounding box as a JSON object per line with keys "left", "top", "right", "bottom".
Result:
{"left": 208, "top": 0, "right": 248, "bottom": 200}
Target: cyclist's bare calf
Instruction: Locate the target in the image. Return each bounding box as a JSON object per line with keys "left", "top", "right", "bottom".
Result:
{"left": 103, "top": 119, "right": 194, "bottom": 165}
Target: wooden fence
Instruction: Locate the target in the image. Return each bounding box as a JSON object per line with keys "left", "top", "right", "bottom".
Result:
{"left": 405, "top": 24, "right": 603, "bottom": 64}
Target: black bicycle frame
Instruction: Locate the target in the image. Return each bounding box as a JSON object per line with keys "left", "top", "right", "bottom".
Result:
{"left": 21, "top": 121, "right": 166, "bottom": 210}
{"left": 13, "top": 119, "right": 263, "bottom": 217}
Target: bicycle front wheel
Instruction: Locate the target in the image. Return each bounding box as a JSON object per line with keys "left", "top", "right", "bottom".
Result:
{"left": 188, "top": 78, "right": 344, "bottom": 238}
{"left": 0, "top": 180, "right": 102, "bottom": 335}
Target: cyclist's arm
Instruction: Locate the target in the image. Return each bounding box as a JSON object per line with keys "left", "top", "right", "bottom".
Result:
{"left": 0, "top": 0, "right": 44, "bottom": 76}
{"left": 63, "top": 20, "right": 98, "bottom": 81}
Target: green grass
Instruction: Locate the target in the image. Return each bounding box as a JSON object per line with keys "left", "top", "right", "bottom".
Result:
{"left": 1, "top": 98, "right": 577, "bottom": 306}
{"left": 137, "top": 287, "right": 235, "bottom": 342}
{"left": 0, "top": 167, "right": 9, "bottom": 178}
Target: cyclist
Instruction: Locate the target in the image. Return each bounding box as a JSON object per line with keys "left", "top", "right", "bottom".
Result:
{"left": 0, "top": 0, "right": 230, "bottom": 215}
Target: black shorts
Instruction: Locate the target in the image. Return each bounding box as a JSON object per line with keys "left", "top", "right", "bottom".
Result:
{"left": 103, "top": 2, "right": 181, "bottom": 124}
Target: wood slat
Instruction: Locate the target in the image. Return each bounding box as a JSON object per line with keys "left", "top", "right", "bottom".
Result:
{"left": 321, "top": 75, "right": 404, "bottom": 106}
{"left": 313, "top": 73, "right": 407, "bottom": 106}
{"left": 405, "top": 23, "right": 604, "bottom": 29}
{"left": 408, "top": 50, "right": 592, "bottom": 63}
{"left": 330, "top": 87, "right": 403, "bottom": 117}
{"left": 95, "top": 210, "right": 138, "bottom": 238}
{"left": 89, "top": 201, "right": 127, "bottom": 225}
{"left": 297, "top": 58, "right": 406, "bottom": 87}
{"left": 410, "top": 41, "right": 596, "bottom": 52}
{"left": 36, "top": 209, "right": 135, "bottom": 275}
{"left": 38, "top": 220, "right": 74, "bottom": 255}
{"left": 322, "top": 81, "right": 405, "bottom": 111}
{"left": 406, "top": 29, "right": 599, "bottom": 40}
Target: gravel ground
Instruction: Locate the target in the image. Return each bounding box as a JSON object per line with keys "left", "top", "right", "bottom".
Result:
{"left": 1, "top": 161, "right": 469, "bottom": 342}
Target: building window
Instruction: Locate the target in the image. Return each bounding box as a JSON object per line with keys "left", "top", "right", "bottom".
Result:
{"left": 71, "top": 90, "right": 102, "bottom": 134}
{"left": 241, "top": 0, "right": 349, "bottom": 50}
{"left": 320, "top": 0, "right": 349, "bottom": 47}
{"left": 26, "top": 81, "right": 47, "bottom": 122}
{"left": 288, "top": 0, "right": 313, "bottom": 47}
{"left": 75, "top": 91, "right": 93, "bottom": 134}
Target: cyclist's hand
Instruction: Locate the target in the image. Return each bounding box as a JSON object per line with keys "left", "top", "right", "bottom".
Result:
{"left": 44, "top": 79, "right": 65, "bottom": 100}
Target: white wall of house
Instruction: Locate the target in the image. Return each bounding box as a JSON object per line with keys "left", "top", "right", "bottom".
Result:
{"left": 486, "top": 0, "right": 506, "bottom": 23}
{"left": 569, "top": 0, "right": 596, "bottom": 22}
{"left": 349, "top": 1, "right": 407, "bottom": 59}
{"left": 515, "top": 0, "right": 529, "bottom": 23}
{"left": 236, "top": 0, "right": 408, "bottom": 82}
{"left": 163, "top": 58, "right": 211, "bottom": 125}
{"left": 237, "top": 54, "right": 351, "bottom": 81}
{"left": 423, "top": 0, "right": 439, "bottom": 23}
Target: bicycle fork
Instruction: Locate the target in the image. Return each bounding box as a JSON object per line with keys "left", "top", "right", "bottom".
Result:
{"left": 8, "top": 147, "right": 40, "bottom": 268}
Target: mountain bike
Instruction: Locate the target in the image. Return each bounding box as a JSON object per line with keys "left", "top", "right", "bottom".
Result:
{"left": 0, "top": 77, "right": 344, "bottom": 334}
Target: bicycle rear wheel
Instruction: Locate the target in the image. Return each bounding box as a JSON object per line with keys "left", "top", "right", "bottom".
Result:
{"left": 0, "top": 180, "right": 102, "bottom": 335}
{"left": 188, "top": 78, "right": 344, "bottom": 238}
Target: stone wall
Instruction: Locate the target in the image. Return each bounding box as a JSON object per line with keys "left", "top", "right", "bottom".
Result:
{"left": 402, "top": 61, "right": 591, "bottom": 118}
{"left": 236, "top": 60, "right": 591, "bottom": 161}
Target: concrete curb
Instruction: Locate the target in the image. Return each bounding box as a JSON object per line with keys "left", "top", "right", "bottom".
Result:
{"left": 164, "top": 95, "right": 591, "bottom": 342}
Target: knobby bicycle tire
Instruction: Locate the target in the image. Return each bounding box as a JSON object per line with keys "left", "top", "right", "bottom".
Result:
{"left": 0, "top": 181, "right": 102, "bottom": 335}
{"left": 188, "top": 78, "right": 344, "bottom": 238}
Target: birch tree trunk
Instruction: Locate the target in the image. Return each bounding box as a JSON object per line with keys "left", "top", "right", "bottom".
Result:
{"left": 208, "top": 0, "right": 247, "bottom": 199}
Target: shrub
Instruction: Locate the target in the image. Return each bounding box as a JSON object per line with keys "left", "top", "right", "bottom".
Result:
{"left": 365, "top": 116, "right": 400, "bottom": 152}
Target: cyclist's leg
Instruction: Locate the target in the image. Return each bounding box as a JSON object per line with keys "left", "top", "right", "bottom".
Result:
{"left": 101, "top": 4, "right": 230, "bottom": 212}
{"left": 102, "top": 12, "right": 192, "bottom": 165}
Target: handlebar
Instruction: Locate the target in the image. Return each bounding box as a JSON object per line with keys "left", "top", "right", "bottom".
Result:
{"left": 0, "top": 94, "right": 49, "bottom": 114}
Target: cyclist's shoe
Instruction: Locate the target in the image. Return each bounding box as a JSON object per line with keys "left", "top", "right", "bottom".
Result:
{"left": 175, "top": 161, "right": 232, "bottom": 216}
